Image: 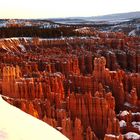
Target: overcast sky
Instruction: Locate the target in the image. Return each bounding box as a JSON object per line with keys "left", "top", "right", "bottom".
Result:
{"left": 0, "top": 0, "right": 139, "bottom": 18}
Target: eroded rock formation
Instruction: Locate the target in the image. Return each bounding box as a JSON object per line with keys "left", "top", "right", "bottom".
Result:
{"left": 0, "top": 27, "right": 139, "bottom": 140}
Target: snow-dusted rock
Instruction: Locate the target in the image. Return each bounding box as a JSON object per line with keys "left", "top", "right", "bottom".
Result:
{"left": 119, "top": 120, "right": 127, "bottom": 127}
{"left": 120, "top": 111, "right": 129, "bottom": 117}
{"left": 124, "top": 132, "right": 140, "bottom": 140}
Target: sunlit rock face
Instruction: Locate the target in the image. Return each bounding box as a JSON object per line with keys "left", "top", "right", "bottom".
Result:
{"left": 0, "top": 27, "right": 140, "bottom": 140}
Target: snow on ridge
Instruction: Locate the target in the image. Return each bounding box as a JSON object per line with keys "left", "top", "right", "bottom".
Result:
{"left": 18, "top": 44, "right": 26, "bottom": 52}
{"left": 0, "top": 95, "right": 68, "bottom": 140}
{"left": 105, "top": 134, "right": 119, "bottom": 138}
{"left": 132, "top": 122, "right": 140, "bottom": 131}
{"left": 132, "top": 112, "right": 140, "bottom": 115}
{"left": 0, "top": 36, "right": 100, "bottom": 44}
{"left": 129, "top": 30, "right": 136, "bottom": 36}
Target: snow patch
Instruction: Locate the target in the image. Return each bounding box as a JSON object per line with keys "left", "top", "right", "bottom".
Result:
{"left": 132, "top": 112, "right": 140, "bottom": 116}
{"left": 119, "top": 120, "right": 126, "bottom": 127}
{"left": 120, "top": 110, "right": 129, "bottom": 116}
{"left": 129, "top": 30, "right": 136, "bottom": 36}
{"left": 124, "top": 102, "right": 131, "bottom": 107}
{"left": 132, "top": 122, "right": 140, "bottom": 131}
{"left": 124, "top": 132, "right": 140, "bottom": 140}
{"left": 105, "top": 134, "right": 121, "bottom": 139}
{"left": 105, "top": 134, "right": 116, "bottom": 138}
{"left": 19, "top": 44, "right": 26, "bottom": 52}
{"left": 0, "top": 23, "right": 6, "bottom": 28}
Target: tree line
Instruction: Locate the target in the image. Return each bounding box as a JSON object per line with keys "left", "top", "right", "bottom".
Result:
{"left": 0, "top": 26, "right": 82, "bottom": 38}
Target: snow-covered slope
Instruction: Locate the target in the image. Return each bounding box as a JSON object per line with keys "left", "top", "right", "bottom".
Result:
{"left": 51, "top": 11, "right": 140, "bottom": 24}
{"left": 0, "top": 19, "right": 60, "bottom": 28}
{"left": 0, "top": 96, "right": 68, "bottom": 140}
{"left": 88, "top": 11, "right": 140, "bottom": 21}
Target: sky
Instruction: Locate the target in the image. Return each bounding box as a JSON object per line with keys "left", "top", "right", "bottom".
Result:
{"left": 0, "top": 0, "right": 140, "bottom": 19}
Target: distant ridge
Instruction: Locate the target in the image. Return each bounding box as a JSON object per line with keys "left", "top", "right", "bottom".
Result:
{"left": 89, "top": 11, "right": 140, "bottom": 20}
{"left": 50, "top": 11, "right": 140, "bottom": 24}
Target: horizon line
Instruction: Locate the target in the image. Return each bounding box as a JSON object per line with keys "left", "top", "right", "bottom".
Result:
{"left": 0, "top": 10, "right": 140, "bottom": 20}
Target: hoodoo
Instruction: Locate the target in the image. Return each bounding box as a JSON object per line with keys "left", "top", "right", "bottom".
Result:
{"left": 0, "top": 24, "right": 139, "bottom": 140}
